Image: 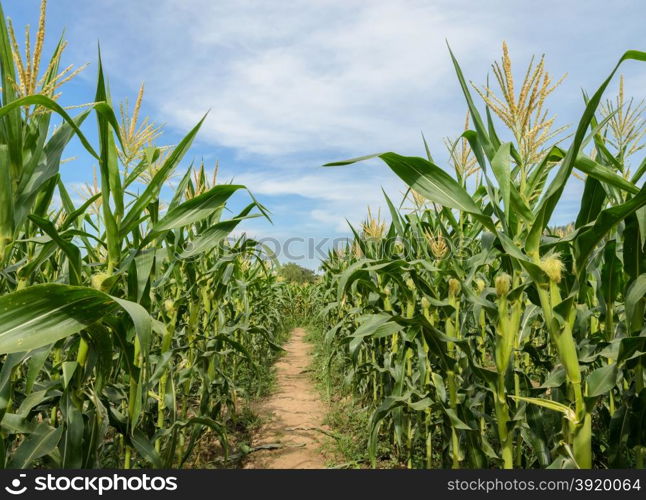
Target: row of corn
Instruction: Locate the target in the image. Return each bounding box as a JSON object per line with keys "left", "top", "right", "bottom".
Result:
{"left": 0, "top": 2, "right": 290, "bottom": 468}
{"left": 316, "top": 45, "right": 646, "bottom": 468}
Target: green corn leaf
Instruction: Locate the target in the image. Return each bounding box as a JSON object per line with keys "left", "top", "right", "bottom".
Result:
{"left": 28, "top": 215, "right": 82, "bottom": 285}
{"left": 586, "top": 363, "right": 618, "bottom": 398}
{"left": 179, "top": 204, "right": 260, "bottom": 259}
{"left": 120, "top": 115, "right": 207, "bottom": 237}
{"left": 575, "top": 156, "right": 640, "bottom": 195}
{"left": 16, "top": 390, "right": 50, "bottom": 418}
{"left": 0, "top": 284, "right": 151, "bottom": 355}
{"left": 167, "top": 166, "right": 194, "bottom": 211}
{"left": 527, "top": 50, "right": 646, "bottom": 255}
{"left": 624, "top": 214, "right": 646, "bottom": 282}
{"left": 625, "top": 274, "right": 646, "bottom": 334}
{"left": 60, "top": 390, "right": 84, "bottom": 468}
{"left": 349, "top": 314, "right": 403, "bottom": 358}
{"left": 575, "top": 176, "right": 606, "bottom": 229}
{"left": 490, "top": 142, "right": 512, "bottom": 222}
{"left": 575, "top": 183, "right": 646, "bottom": 274}
{"left": 382, "top": 190, "right": 405, "bottom": 237}
{"left": 133, "top": 249, "right": 155, "bottom": 303}
{"left": 631, "top": 156, "right": 646, "bottom": 184}
{"left": 601, "top": 240, "right": 622, "bottom": 307}
{"left": 510, "top": 395, "right": 576, "bottom": 421}
{"left": 0, "top": 3, "right": 23, "bottom": 170}
{"left": 327, "top": 152, "right": 495, "bottom": 231}
{"left": 444, "top": 408, "right": 474, "bottom": 430}
{"left": 446, "top": 43, "right": 494, "bottom": 159}
{"left": 16, "top": 110, "right": 90, "bottom": 229}
{"left": 421, "top": 131, "right": 434, "bottom": 162}
{"left": 154, "top": 184, "right": 245, "bottom": 232}
{"left": 0, "top": 95, "right": 99, "bottom": 159}
{"left": 131, "top": 429, "right": 163, "bottom": 469}
{"left": 8, "top": 423, "right": 63, "bottom": 469}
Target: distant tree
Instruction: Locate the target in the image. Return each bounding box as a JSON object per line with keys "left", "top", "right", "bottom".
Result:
{"left": 278, "top": 262, "right": 316, "bottom": 284}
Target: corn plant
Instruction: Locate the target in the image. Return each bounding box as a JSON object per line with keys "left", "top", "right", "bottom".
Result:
{"left": 0, "top": 1, "right": 289, "bottom": 469}
{"left": 318, "top": 43, "right": 646, "bottom": 469}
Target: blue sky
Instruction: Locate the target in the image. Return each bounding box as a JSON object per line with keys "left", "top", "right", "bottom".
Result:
{"left": 5, "top": 0, "right": 646, "bottom": 268}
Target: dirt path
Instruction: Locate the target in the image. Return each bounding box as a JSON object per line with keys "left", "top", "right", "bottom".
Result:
{"left": 244, "top": 327, "right": 329, "bottom": 469}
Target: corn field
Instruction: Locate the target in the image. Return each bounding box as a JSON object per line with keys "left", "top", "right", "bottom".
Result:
{"left": 317, "top": 45, "right": 646, "bottom": 469}
{"left": 0, "top": 2, "right": 294, "bottom": 468}
{"left": 1, "top": 1, "right": 646, "bottom": 472}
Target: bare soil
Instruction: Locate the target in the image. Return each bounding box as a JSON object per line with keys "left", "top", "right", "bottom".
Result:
{"left": 244, "top": 327, "right": 329, "bottom": 469}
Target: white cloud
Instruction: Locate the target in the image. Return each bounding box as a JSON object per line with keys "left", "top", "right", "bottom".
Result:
{"left": 310, "top": 209, "right": 351, "bottom": 233}
{"left": 68, "top": 0, "right": 502, "bottom": 157}
{"left": 228, "top": 161, "right": 407, "bottom": 231}
{"left": 41, "top": 0, "right": 646, "bottom": 245}
{"left": 231, "top": 167, "right": 394, "bottom": 202}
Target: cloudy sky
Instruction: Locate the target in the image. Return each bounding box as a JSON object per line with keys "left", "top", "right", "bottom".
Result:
{"left": 6, "top": 0, "right": 646, "bottom": 268}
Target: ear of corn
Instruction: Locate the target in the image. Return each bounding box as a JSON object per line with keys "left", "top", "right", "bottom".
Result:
{"left": 319, "top": 43, "right": 646, "bottom": 469}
